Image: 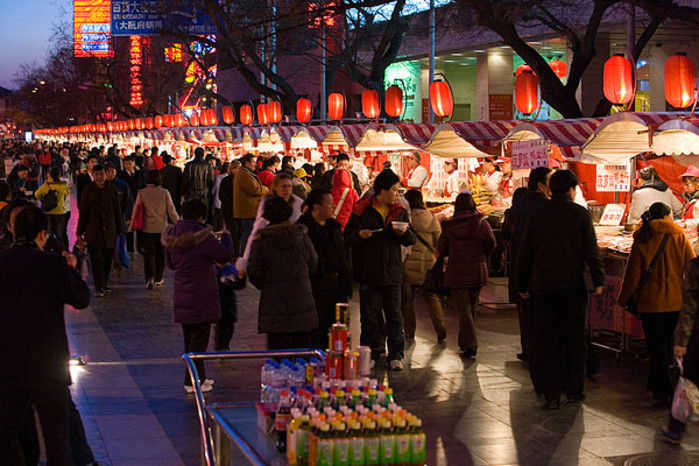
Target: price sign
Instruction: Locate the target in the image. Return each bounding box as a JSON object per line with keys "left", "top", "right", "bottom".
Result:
{"left": 599, "top": 204, "right": 626, "bottom": 226}
{"left": 511, "top": 140, "right": 549, "bottom": 171}
{"left": 596, "top": 163, "right": 631, "bottom": 192}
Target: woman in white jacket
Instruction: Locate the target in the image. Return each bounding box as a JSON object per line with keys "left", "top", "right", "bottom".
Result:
{"left": 628, "top": 167, "right": 683, "bottom": 225}
{"left": 236, "top": 172, "right": 304, "bottom": 273}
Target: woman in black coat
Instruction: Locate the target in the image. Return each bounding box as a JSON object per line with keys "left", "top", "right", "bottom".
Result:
{"left": 247, "top": 196, "right": 318, "bottom": 349}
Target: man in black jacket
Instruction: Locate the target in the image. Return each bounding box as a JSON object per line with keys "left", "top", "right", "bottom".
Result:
{"left": 516, "top": 170, "right": 604, "bottom": 409}
{"left": 297, "top": 189, "right": 353, "bottom": 349}
{"left": 0, "top": 206, "right": 90, "bottom": 464}
{"left": 182, "top": 147, "right": 214, "bottom": 211}
{"left": 75, "top": 154, "right": 99, "bottom": 208}
{"left": 159, "top": 153, "right": 182, "bottom": 213}
{"left": 345, "top": 170, "right": 416, "bottom": 371}
{"left": 319, "top": 153, "right": 362, "bottom": 195}
{"left": 501, "top": 166, "right": 551, "bottom": 373}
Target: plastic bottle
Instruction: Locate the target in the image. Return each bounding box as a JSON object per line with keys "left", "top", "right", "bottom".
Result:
{"left": 275, "top": 389, "right": 292, "bottom": 453}
{"left": 334, "top": 390, "right": 347, "bottom": 410}
{"left": 332, "top": 422, "right": 350, "bottom": 466}
{"left": 316, "top": 423, "right": 334, "bottom": 466}
{"left": 409, "top": 419, "right": 426, "bottom": 466}
{"left": 317, "top": 391, "right": 330, "bottom": 411}
{"left": 364, "top": 420, "right": 380, "bottom": 465}
{"left": 297, "top": 414, "right": 311, "bottom": 466}
{"left": 384, "top": 388, "right": 395, "bottom": 408}
{"left": 349, "top": 421, "right": 365, "bottom": 465}
{"left": 288, "top": 410, "right": 302, "bottom": 465}
{"left": 394, "top": 418, "right": 411, "bottom": 466}
{"left": 366, "top": 389, "right": 378, "bottom": 408}
{"left": 379, "top": 420, "right": 396, "bottom": 465}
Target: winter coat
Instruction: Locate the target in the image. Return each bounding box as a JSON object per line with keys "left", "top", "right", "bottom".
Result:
{"left": 258, "top": 169, "right": 276, "bottom": 188}
{"left": 159, "top": 164, "right": 182, "bottom": 209}
{"left": 344, "top": 195, "right": 416, "bottom": 285}
{"left": 247, "top": 222, "right": 319, "bottom": 334}
{"left": 233, "top": 167, "right": 268, "bottom": 219}
{"left": 132, "top": 185, "right": 179, "bottom": 234}
{"left": 627, "top": 180, "right": 683, "bottom": 224}
{"left": 219, "top": 174, "right": 234, "bottom": 211}
{"left": 403, "top": 208, "right": 441, "bottom": 285}
{"left": 320, "top": 168, "right": 362, "bottom": 195}
{"left": 438, "top": 210, "right": 496, "bottom": 289}
{"left": 77, "top": 182, "right": 124, "bottom": 248}
{"left": 182, "top": 158, "right": 214, "bottom": 205}
{"left": 517, "top": 193, "right": 604, "bottom": 293}
{"left": 0, "top": 242, "right": 90, "bottom": 383}
{"left": 118, "top": 169, "right": 145, "bottom": 201}
{"left": 297, "top": 213, "right": 353, "bottom": 303}
{"left": 35, "top": 180, "right": 71, "bottom": 215}
{"left": 332, "top": 169, "right": 359, "bottom": 230}
{"left": 109, "top": 178, "right": 133, "bottom": 220}
{"left": 165, "top": 220, "right": 235, "bottom": 324}
{"left": 618, "top": 219, "right": 695, "bottom": 313}
{"left": 675, "top": 257, "right": 699, "bottom": 348}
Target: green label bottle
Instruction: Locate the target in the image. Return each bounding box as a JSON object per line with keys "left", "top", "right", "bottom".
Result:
{"left": 316, "top": 423, "right": 333, "bottom": 466}
{"left": 410, "top": 419, "right": 426, "bottom": 465}
{"left": 379, "top": 420, "right": 396, "bottom": 464}
{"left": 349, "top": 422, "right": 365, "bottom": 465}
{"left": 364, "top": 420, "right": 380, "bottom": 465}
{"left": 394, "top": 418, "right": 411, "bottom": 465}
{"left": 333, "top": 422, "right": 351, "bottom": 466}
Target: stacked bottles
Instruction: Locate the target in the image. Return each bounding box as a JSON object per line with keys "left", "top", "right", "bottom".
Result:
{"left": 261, "top": 358, "right": 322, "bottom": 403}
{"left": 326, "top": 303, "right": 372, "bottom": 381}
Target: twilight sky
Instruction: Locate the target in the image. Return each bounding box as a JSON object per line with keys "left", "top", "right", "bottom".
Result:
{"left": 0, "top": 0, "right": 67, "bottom": 90}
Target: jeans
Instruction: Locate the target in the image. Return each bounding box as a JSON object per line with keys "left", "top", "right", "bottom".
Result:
{"left": 518, "top": 298, "right": 541, "bottom": 391}
{"left": 141, "top": 232, "right": 164, "bottom": 282}
{"left": 0, "top": 380, "right": 73, "bottom": 466}
{"left": 88, "top": 246, "right": 114, "bottom": 292}
{"left": 359, "top": 284, "right": 404, "bottom": 362}
{"left": 640, "top": 311, "right": 680, "bottom": 399}
{"left": 532, "top": 290, "right": 588, "bottom": 402}
{"left": 182, "top": 323, "right": 211, "bottom": 386}
{"left": 47, "top": 214, "right": 67, "bottom": 248}
{"left": 239, "top": 218, "right": 255, "bottom": 257}
{"left": 451, "top": 287, "right": 481, "bottom": 351}
{"left": 401, "top": 282, "right": 446, "bottom": 340}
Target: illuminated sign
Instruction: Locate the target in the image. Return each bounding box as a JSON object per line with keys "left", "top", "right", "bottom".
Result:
{"left": 74, "top": 0, "right": 112, "bottom": 57}
{"left": 130, "top": 36, "right": 143, "bottom": 107}
{"left": 384, "top": 61, "right": 421, "bottom": 123}
{"left": 111, "top": 0, "right": 216, "bottom": 36}
{"left": 165, "top": 44, "right": 183, "bottom": 63}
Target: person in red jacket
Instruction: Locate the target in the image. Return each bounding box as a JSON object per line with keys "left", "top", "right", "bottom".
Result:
{"left": 331, "top": 168, "right": 359, "bottom": 231}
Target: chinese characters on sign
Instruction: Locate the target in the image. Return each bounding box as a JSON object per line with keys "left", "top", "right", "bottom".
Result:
{"left": 74, "top": 0, "right": 112, "bottom": 57}
{"left": 511, "top": 140, "right": 549, "bottom": 171}
{"left": 489, "top": 94, "right": 513, "bottom": 120}
{"left": 129, "top": 36, "right": 143, "bottom": 107}
{"left": 111, "top": 0, "right": 216, "bottom": 36}
{"left": 599, "top": 204, "right": 626, "bottom": 226}
{"left": 164, "top": 44, "right": 183, "bottom": 63}
{"left": 596, "top": 163, "right": 631, "bottom": 192}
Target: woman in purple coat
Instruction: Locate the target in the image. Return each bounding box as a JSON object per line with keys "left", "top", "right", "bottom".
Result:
{"left": 164, "top": 199, "right": 235, "bottom": 393}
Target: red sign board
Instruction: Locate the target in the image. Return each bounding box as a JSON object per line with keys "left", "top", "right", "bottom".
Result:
{"left": 489, "top": 94, "right": 513, "bottom": 120}
{"left": 74, "top": 0, "right": 112, "bottom": 57}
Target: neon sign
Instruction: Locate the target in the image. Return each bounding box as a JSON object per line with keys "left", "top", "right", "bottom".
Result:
{"left": 74, "top": 0, "right": 112, "bottom": 57}
{"left": 129, "top": 36, "right": 143, "bottom": 107}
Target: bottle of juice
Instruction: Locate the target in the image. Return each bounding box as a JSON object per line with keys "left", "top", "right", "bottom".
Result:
{"left": 409, "top": 419, "right": 426, "bottom": 465}
{"left": 384, "top": 388, "right": 395, "bottom": 408}
{"left": 394, "top": 418, "right": 411, "bottom": 466}
{"left": 349, "top": 421, "right": 365, "bottom": 465}
{"left": 379, "top": 420, "right": 396, "bottom": 465}
{"left": 275, "top": 389, "right": 291, "bottom": 453}
{"left": 364, "top": 420, "right": 380, "bottom": 465}
{"left": 297, "top": 414, "right": 311, "bottom": 466}
{"left": 316, "top": 423, "right": 333, "bottom": 466}
{"left": 287, "top": 410, "right": 301, "bottom": 465}
{"left": 333, "top": 421, "right": 350, "bottom": 466}
{"left": 317, "top": 390, "right": 330, "bottom": 411}
{"left": 366, "top": 388, "right": 378, "bottom": 408}
{"left": 334, "top": 390, "right": 347, "bottom": 410}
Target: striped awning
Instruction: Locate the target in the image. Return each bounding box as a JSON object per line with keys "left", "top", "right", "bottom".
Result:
{"left": 504, "top": 118, "right": 603, "bottom": 158}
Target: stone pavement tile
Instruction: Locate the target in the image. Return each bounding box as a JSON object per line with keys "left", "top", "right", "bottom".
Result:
{"left": 111, "top": 460, "right": 186, "bottom": 466}
{"left": 96, "top": 416, "right": 168, "bottom": 439}
{"left": 580, "top": 434, "right": 675, "bottom": 458}
{"left": 424, "top": 437, "right": 487, "bottom": 466}
{"left": 167, "top": 435, "right": 203, "bottom": 465}
{"left": 102, "top": 436, "right": 182, "bottom": 461}
{"left": 88, "top": 400, "right": 152, "bottom": 416}
{"left": 153, "top": 413, "right": 200, "bottom": 439}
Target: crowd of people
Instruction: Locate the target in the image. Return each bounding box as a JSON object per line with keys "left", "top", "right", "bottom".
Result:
{"left": 5, "top": 135, "right": 699, "bottom": 463}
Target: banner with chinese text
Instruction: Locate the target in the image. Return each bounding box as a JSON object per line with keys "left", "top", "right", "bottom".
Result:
{"left": 596, "top": 163, "right": 632, "bottom": 192}
{"left": 511, "top": 140, "right": 549, "bottom": 171}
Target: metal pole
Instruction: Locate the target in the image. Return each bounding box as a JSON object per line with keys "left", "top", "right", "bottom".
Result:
{"left": 627, "top": 0, "right": 636, "bottom": 112}
{"left": 429, "top": 0, "right": 435, "bottom": 124}
{"left": 270, "top": 0, "right": 277, "bottom": 92}
{"left": 321, "top": 22, "right": 327, "bottom": 122}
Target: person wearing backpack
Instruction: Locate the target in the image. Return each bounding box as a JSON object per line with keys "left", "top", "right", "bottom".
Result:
{"left": 34, "top": 167, "right": 70, "bottom": 248}
{"left": 331, "top": 168, "right": 359, "bottom": 231}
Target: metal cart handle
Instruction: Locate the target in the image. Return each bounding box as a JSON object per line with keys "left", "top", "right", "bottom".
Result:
{"left": 183, "top": 349, "right": 326, "bottom": 466}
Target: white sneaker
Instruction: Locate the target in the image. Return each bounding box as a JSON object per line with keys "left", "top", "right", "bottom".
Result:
{"left": 389, "top": 360, "right": 404, "bottom": 371}
{"left": 203, "top": 379, "right": 215, "bottom": 386}
{"left": 184, "top": 379, "right": 214, "bottom": 394}
{"left": 370, "top": 359, "right": 376, "bottom": 370}
{"left": 154, "top": 280, "right": 165, "bottom": 287}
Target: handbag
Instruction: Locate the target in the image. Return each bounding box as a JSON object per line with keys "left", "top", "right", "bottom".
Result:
{"left": 624, "top": 233, "right": 670, "bottom": 316}
{"left": 131, "top": 200, "right": 144, "bottom": 231}
{"left": 423, "top": 255, "right": 448, "bottom": 296}
{"left": 672, "top": 358, "right": 699, "bottom": 424}
{"left": 40, "top": 188, "right": 59, "bottom": 212}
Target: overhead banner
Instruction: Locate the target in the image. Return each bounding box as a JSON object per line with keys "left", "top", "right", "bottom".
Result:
{"left": 74, "top": 0, "right": 112, "bottom": 57}
{"left": 511, "top": 140, "right": 549, "bottom": 170}
{"left": 111, "top": 0, "right": 217, "bottom": 36}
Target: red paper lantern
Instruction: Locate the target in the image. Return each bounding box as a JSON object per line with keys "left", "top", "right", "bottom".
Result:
{"left": 257, "top": 104, "right": 270, "bottom": 125}
{"left": 515, "top": 64, "right": 532, "bottom": 76}
{"left": 515, "top": 70, "right": 539, "bottom": 115}
{"left": 429, "top": 81, "right": 453, "bottom": 117}
{"left": 207, "top": 108, "right": 218, "bottom": 126}
{"left": 154, "top": 115, "right": 163, "bottom": 129}
{"left": 200, "top": 110, "right": 209, "bottom": 126}
{"left": 328, "top": 93, "right": 345, "bottom": 120}
{"left": 296, "top": 98, "right": 312, "bottom": 123}
{"left": 362, "top": 90, "right": 380, "bottom": 119}
{"left": 549, "top": 59, "right": 567, "bottom": 79}
{"left": 177, "top": 114, "right": 187, "bottom": 127}
{"left": 240, "top": 104, "right": 253, "bottom": 126}
{"left": 385, "top": 85, "right": 403, "bottom": 118}
{"left": 603, "top": 55, "right": 634, "bottom": 105}
{"left": 135, "top": 118, "right": 143, "bottom": 130}
{"left": 162, "top": 115, "right": 171, "bottom": 127}
{"left": 665, "top": 53, "right": 696, "bottom": 109}
{"left": 107, "top": 122, "right": 113, "bottom": 132}
{"left": 128, "top": 119, "right": 135, "bottom": 130}
{"left": 189, "top": 112, "right": 199, "bottom": 127}
{"left": 268, "top": 100, "right": 283, "bottom": 124}
{"left": 222, "top": 106, "right": 235, "bottom": 125}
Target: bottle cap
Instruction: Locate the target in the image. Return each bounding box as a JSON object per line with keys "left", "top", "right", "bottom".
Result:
{"left": 396, "top": 419, "right": 407, "bottom": 428}
{"left": 321, "top": 423, "right": 330, "bottom": 432}
{"left": 336, "top": 422, "right": 346, "bottom": 430}
{"left": 382, "top": 420, "right": 392, "bottom": 429}
{"left": 367, "top": 420, "right": 376, "bottom": 429}
{"left": 337, "top": 390, "right": 345, "bottom": 397}
{"left": 386, "top": 388, "right": 393, "bottom": 395}
{"left": 351, "top": 422, "right": 361, "bottom": 430}
{"left": 280, "top": 389, "right": 289, "bottom": 396}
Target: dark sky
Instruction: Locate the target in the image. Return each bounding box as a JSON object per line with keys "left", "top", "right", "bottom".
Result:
{"left": 0, "top": 0, "right": 64, "bottom": 90}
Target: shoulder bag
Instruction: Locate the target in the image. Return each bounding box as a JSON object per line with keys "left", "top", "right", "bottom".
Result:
{"left": 625, "top": 233, "right": 670, "bottom": 316}
{"left": 131, "top": 194, "right": 144, "bottom": 231}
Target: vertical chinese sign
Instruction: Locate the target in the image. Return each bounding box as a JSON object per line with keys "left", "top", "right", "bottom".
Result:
{"left": 74, "top": 0, "right": 112, "bottom": 57}
{"left": 129, "top": 36, "right": 143, "bottom": 108}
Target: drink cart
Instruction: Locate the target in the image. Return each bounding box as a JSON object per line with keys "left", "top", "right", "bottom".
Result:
{"left": 183, "top": 349, "right": 326, "bottom": 466}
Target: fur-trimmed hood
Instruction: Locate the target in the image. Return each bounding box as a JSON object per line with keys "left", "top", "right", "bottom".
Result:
{"left": 163, "top": 220, "right": 213, "bottom": 248}
{"left": 254, "top": 221, "right": 308, "bottom": 249}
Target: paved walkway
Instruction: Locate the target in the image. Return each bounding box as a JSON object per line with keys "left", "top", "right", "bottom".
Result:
{"left": 60, "top": 248, "right": 699, "bottom": 466}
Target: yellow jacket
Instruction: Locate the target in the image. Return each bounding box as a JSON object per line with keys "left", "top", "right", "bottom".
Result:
{"left": 35, "top": 181, "right": 71, "bottom": 215}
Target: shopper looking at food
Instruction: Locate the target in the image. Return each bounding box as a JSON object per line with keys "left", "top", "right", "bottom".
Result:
{"left": 345, "top": 169, "right": 416, "bottom": 371}
{"left": 619, "top": 202, "right": 695, "bottom": 407}
{"left": 517, "top": 169, "right": 604, "bottom": 409}
{"left": 181, "top": 147, "right": 215, "bottom": 212}
{"left": 233, "top": 153, "right": 269, "bottom": 256}
{"left": 680, "top": 165, "right": 699, "bottom": 229}
{"left": 627, "top": 166, "right": 683, "bottom": 224}
{"left": 247, "top": 195, "right": 319, "bottom": 350}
